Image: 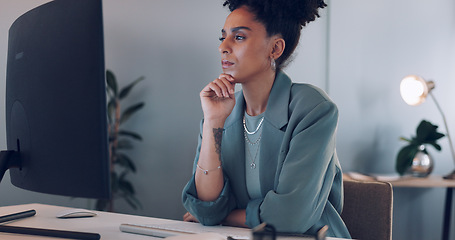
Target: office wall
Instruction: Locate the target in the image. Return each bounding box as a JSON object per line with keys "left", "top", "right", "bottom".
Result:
{"left": 0, "top": 1, "right": 454, "bottom": 240}
{"left": 329, "top": 2, "right": 455, "bottom": 240}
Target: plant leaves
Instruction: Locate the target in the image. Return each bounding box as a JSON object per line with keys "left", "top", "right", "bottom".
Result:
{"left": 120, "top": 102, "right": 145, "bottom": 124}
{"left": 107, "top": 99, "right": 117, "bottom": 124}
{"left": 116, "top": 153, "right": 137, "bottom": 173}
{"left": 428, "top": 132, "right": 445, "bottom": 142}
{"left": 111, "top": 172, "right": 119, "bottom": 193}
{"left": 396, "top": 144, "right": 419, "bottom": 175}
{"left": 117, "top": 139, "right": 133, "bottom": 150}
{"left": 399, "top": 137, "right": 412, "bottom": 143}
{"left": 119, "top": 178, "right": 135, "bottom": 195}
{"left": 102, "top": 69, "right": 144, "bottom": 212}
{"left": 415, "top": 120, "right": 445, "bottom": 143}
{"left": 124, "top": 195, "right": 142, "bottom": 210}
{"left": 106, "top": 70, "right": 118, "bottom": 97}
{"left": 124, "top": 197, "right": 138, "bottom": 210}
{"left": 428, "top": 142, "right": 442, "bottom": 151}
{"left": 119, "top": 76, "right": 145, "bottom": 100}
{"left": 95, "top": 199, "right": 109, "bottom": 211}
{"left": 118, "top": 130, "right": 143, "bottom": 141}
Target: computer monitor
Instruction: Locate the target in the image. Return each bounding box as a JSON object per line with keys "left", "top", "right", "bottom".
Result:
{"left": 0, "top": 0, "right": 110, "bottom": 199}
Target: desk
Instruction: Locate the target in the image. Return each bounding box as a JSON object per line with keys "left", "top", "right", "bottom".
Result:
{"left": 387, "top": 176, "right": 455, "bottom": 240}
{"left": 0, "top": 204, "right": 347, "bottom": 240}
{"left": 346, "top": 173, "right": 455, "bottom": 240}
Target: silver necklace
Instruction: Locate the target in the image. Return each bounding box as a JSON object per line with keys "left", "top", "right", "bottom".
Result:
{"left": 246, "top": 147, "right": 259, "bottom": 169}
{"left": 243, "top": 115, "right": 264, "bottom": 135}
{"left": 244, "top": 130, "right": 261, "bottom": 169}
{"left": 243, "top": 115, "right": 262, "bottom": 169}
{"left": 244, "top": 130, "right": 262, "bottom": 145}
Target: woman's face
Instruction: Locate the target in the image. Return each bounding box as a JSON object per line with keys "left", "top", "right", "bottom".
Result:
{"left": 219, "top": 6, "right": 274, "bottom": 82}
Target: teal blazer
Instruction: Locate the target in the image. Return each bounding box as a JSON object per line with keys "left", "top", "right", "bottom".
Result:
{"left": 182, "top": 72, "right": 351, "bottom": 238}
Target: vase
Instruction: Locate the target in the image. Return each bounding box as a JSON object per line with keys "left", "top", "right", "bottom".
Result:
{"left": 408, "top": 144, "right": 434, "bottom": 177}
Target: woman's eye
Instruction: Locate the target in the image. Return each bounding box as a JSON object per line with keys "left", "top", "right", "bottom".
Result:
{"left": 235, "top": 35, "right": 245, "bottom": 40}
{"left": 219, "top": 37, "right": 225, "bottom": 42}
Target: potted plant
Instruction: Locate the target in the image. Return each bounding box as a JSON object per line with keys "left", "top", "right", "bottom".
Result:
{"left": 96, "top": 69, "right": 145, "bottom": 212}
{"left": 396, "top": 120, "right": 445, "bottom": 177}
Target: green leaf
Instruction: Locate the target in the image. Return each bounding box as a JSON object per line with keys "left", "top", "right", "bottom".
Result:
{"left": 101, "top": 69, "right": 145, "bottom": 212}
{"left": 106, "top": 70, "right": 118, "bottom": 97}
{"left": 95, "top": 199, "right": 109, "bottom": 211}
{"left": 117, "top": 139, "right": 133, "bottom": 150}
{"left": 428, "top": 132, "right": 445, "bottom": 142}
{"left": 399, "top": 137, "right": 412, "bottom": 143}
{"left": 119, "top": 76, "right": 145, "bottom": 100}
{"left": 120, "top": 102, "right": 145, "bottom": 124}
{"left": 124, "top": 195, "right": 142, "bottom": 210}
{"left": 119, "top": 178, "right": 135, "bottom": 195}
{"left": 396, "top": 144, "right": 419, "bottom": 175}
{"left": 115, "top": 153, "right": 137, "bottom": 173}
{"left": 415, "top": 120, "right": 445, "bottom": 143}
{"left": 117, "top": 139, "right": 133, "bottom": 149}
{"left": 107, "top": 99, "right": 117, "bottom": 124}
{"left": 118, "top": 130, "right": 143, "bottom": 141}
{"left": 428, "top": 142, "right": 442, "bottom": 151}
{"left": 111, "top": 172, "right": 119, "bottom": 193}
{"left": 415, "top": 120, "right": 432, "bottom": 141}
{"left": 124, "top": 197, "right": 138, "bottom": 210}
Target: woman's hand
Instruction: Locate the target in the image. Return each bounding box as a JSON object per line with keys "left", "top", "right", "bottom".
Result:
{"left": 183, "top": 212, "right": 199, "bottom": 223}
{"left": 194, "top": 74, "right": 235, "bottom": 202}
{"left": 200, "top": 74, "right": 236, "bottom": 123}
{"left": 222, "top": 209, "right": 248, "bottom": 228}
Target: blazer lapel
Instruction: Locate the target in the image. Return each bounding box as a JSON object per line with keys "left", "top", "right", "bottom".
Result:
{"left": 222, "top": 93, "right": 250, "bottom": 207}
{"left": 259, "top": 72, "right": 291, "bottom": 194}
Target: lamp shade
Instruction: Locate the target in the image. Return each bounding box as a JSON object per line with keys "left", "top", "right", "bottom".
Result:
{"left": 400, "top": 75, "right": 435, "bottom": 106}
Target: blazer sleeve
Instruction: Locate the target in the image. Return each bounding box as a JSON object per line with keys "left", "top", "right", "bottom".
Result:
{"left": 181, "top": 120, "right": 237, "bottom": 226}
{"left": 245, "top": 100, "right": 340, "bottom": 233}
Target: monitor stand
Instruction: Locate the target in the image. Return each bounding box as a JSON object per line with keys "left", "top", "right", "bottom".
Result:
{"left": 0, "top": 151, "right": 100, "bottom": 240}
{"left": 0, "top": 150, "right": 20, "bottom": 183}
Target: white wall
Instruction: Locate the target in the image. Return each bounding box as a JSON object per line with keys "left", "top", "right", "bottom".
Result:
{"left": 329, "top": 2, "right": 455, "bottom": 240}
{"left": 0, "top": 1, "right": 454, "bottom": 240}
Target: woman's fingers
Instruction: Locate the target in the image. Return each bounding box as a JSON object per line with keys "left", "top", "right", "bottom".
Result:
{"left": 212, "top": 78, "right": 231, "bottom": 98}
{"left": 201, "top": 75, "right": 235, "bottom": 99}
{"left": 218, "top": 74, "right": 235, "bottom": 95}
{"left": 183, "top": 212, "right": 199, "bottom": 223}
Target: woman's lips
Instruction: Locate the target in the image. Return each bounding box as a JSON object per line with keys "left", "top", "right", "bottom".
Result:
{"left": 222, "top": 60, "right": 234, "bottom": 69}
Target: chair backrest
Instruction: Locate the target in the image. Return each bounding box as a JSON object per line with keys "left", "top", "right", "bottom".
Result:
{"left": 341, "top": 177, "right": 393, "bottom": 240}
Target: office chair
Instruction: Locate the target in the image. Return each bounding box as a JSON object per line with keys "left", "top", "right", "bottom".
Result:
{"left": 341, "top": 176, "right": 393, "bottom": 240}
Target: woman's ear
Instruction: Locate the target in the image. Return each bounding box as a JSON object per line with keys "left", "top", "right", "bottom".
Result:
{"left": 270, "top": 37, "right": 285, "bottom": 60}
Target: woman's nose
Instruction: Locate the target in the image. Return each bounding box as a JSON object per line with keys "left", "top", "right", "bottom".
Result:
{"left": 218, "top": 39, "right": 231, "bottom": 54}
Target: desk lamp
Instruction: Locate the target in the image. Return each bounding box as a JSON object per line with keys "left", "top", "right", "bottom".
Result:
{"left": 400, "top": 75, "right": 455, "bottom": 179}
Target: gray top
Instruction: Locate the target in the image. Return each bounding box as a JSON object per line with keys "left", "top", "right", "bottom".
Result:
{"left": 244, "top": 112, "right": 264, "bottom": 200}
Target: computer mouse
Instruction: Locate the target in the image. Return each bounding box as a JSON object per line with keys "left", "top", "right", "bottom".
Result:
{"left": 56, "top": 208, "right": 97, "bottom": 218}
{"left": 165, "top": 232, "right": 228, "bottom": 240}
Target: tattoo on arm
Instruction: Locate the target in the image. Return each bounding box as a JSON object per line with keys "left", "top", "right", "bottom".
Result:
{"left": 213, "top": 128, "right": 224, "bottom": 162}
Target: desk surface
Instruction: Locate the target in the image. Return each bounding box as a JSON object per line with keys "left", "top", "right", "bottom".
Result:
{"left": 388, "top": 175, "right": 455, "bottom": 188}
{"left": 345, "top": 172, "right": 455, "bottom": 188}
{"left": 0, "top": 204, "right": 346, "bottom": 240}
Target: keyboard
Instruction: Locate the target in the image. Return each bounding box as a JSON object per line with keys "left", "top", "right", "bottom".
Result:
{"left": 119, "top": 221, "right": 251, "bottom": 239}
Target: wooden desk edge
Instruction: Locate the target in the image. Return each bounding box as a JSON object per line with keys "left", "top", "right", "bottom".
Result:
{"left": 344, "top": 172, "right": 455, "bottom": 188}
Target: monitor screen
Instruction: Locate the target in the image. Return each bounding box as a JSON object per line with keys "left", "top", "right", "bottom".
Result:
{"left": 2, "top": 0, "right": 110, "bottom": 199}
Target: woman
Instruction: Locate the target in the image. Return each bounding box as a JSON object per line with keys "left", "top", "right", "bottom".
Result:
{"left": 182, "top": 0, "right": 351, "bottom": 238}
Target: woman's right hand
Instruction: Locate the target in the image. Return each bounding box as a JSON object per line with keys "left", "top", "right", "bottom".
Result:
{"left": 200, "top": 74, "right": 236, "bottom": 123}
{"left": 183, "top": 212, "right": 199, "bottom": 223}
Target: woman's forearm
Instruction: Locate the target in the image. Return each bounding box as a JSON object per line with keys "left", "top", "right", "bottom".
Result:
{"left": 195, "top": 120, "right": 225, "bottom": 201}
{"left": 222, "top": 209, "right": 248, "bottom": 228}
